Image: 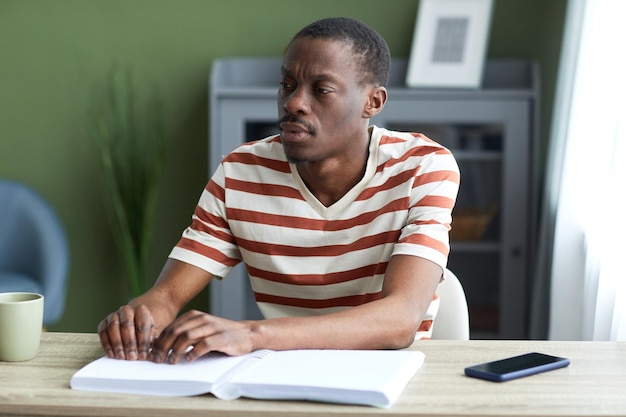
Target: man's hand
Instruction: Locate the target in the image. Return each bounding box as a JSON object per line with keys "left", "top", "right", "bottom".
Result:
{"left": 97, "top": 304, "right": 158, "bottom": 361}
{"left": 148, "top": 310, "right": 256, "bottom": 364}
{"left": 96, "top": 259, "right": 215, "bottom": 361}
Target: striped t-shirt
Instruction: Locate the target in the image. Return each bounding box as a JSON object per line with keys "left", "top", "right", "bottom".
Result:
{"left": 169, "top": 125, "right": 460, "bottom": 338}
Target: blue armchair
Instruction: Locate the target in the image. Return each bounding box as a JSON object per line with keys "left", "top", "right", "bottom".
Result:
{"left": 0, "top": 180, "right": 69, "bottom": 325}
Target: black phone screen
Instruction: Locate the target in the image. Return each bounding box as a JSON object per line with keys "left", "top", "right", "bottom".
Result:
{"left": 465, "top": 352, "right": 570, "bottom": 382}
{"left": 476, "top": 352, "right": 564, "bottom": 373}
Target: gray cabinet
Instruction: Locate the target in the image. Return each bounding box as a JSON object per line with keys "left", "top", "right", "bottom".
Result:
{"left": 209, "top": 58, "right": 539, "bottom": 339}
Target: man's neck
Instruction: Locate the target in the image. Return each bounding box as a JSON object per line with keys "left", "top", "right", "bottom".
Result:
{"left": 295, "top": 131, "right": 371, "bottom": 207}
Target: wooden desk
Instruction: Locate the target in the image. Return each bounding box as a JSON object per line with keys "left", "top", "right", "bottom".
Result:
{"left": 0, "top": 333, "right": 625, "bottom": 417}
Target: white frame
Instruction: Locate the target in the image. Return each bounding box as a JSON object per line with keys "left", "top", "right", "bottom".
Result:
{"left": 406, "top": 0, "right": 494, "bottom": 88}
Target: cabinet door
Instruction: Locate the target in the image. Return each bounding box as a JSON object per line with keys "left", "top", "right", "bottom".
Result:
{"left": 374, "top": 98, "right": 531, "bottom": 339}
{"left": 210, "top": 98, "right": 278, "bottom": 172}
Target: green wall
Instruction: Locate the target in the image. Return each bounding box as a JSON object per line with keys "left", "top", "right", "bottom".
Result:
{"left": 0, "top": 0, "right": 566, "bottom": 332}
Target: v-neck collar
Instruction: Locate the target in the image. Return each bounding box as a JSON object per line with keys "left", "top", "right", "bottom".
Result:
{"left": 288, "top": 127, "right": 381, "bottom": 219}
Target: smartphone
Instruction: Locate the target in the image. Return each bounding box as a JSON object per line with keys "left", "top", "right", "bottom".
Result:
{"left": 464, "top": 352, "right": 570, "bottom": 382}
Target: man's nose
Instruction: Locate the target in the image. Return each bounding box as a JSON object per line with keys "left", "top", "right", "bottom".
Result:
{"left": 282, "top": 87, "right": 311, "bottom": 115}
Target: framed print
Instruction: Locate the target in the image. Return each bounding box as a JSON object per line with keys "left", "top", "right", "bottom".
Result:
{"left": 406, "top": 0, "right": 494, "bottom": 88}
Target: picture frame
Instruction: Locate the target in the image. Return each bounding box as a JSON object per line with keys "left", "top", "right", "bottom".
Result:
{"left": 406, "top": 0, "right": 494, "bottom": 88}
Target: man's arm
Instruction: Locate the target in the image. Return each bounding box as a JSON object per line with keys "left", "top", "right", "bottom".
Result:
{"left": 97, "top": 259, "right": 213, "bottom": 360}
{"left": 149, "top": 254, "right": 441, "bottom": 364}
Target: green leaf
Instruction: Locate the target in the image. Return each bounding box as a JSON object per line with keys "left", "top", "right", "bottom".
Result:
{"left": 88, "top": 64, "right": 165, "bottom": 298}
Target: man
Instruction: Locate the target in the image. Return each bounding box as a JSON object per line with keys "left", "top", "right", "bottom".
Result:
{"left": 98, "top": 17, "right": 459, "bottom": 364}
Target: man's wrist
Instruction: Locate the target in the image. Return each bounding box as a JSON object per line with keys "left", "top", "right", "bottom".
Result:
{"left": 246, "top": 320, "right": 267, "bottom": 351}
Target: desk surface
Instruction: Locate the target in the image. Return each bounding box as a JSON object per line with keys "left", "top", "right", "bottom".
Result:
{"left": 0, "top": 333, "right": 625, "bottom": 417}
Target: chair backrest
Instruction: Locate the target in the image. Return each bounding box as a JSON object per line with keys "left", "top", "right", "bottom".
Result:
{"left": 431, "top": 268, "right": 470, "bottom": 340}
{"left": 0, "top": 180, "right": 69, "bottom": 325}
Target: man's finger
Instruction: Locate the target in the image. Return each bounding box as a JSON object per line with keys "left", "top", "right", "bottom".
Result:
{"left": 118, "top": 306, "right": 138, "bottom": 360}
{"left": 97, "top": 318, "right": 115, "bottom": 359}
{"left": 134, "top": 304, "right": 155, "bottom": 360}
{"left": 103, "top": 312, "right": 125, "bottom": 359}
{"left": 150, "top": 310, "right": 208, "bottom": 364}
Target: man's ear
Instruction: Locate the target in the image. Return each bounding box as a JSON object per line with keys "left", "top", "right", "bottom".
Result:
{"left": 363, "top": 86, "right": 388, "bottom": 118}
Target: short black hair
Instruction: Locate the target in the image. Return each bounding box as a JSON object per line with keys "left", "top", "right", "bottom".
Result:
{"left": 290, "top": 17, "right": 391, "bottom": 87}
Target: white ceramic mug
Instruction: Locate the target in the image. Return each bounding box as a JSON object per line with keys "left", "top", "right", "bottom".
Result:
{"left": 0, "top": 292, "right": 44, "bottom": 361}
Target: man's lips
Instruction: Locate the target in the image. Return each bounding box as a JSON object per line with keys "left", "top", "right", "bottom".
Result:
{"left": 279, "top": 122, "right": 309, "bottom": 133}
{"left": 279, "top": 122, "right": 311, "bottom": 142}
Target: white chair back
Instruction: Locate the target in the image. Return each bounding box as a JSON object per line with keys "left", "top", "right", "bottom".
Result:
{"left": 431, "top": 269, "right": 470, "bottom": 340}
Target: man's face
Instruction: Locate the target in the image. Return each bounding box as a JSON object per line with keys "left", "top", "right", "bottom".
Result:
{"left": 278, "top": 37, "right": 372, "bottom": 164}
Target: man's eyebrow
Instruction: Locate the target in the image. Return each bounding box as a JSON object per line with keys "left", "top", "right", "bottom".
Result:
{"left": 280, "top": 66, "right": 340, "bottom": 83}
{"left": 313, "top": 73, "right": 339, "bottom": 83}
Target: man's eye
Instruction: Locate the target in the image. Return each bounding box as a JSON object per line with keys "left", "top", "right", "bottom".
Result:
{"left": 280, "top": 81, "right": 295, "bottom": 89}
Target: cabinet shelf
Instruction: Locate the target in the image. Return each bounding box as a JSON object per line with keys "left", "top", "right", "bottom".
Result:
{"left": 451, "top": 241, "right": 501, "bottom": 253}
{"left": 452, "top": 150, "right": 502, "bottom": 161}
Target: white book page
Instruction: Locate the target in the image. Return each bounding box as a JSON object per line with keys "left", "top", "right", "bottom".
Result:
{"left": 227, "top": 349, "right": 425, "bottom": 407}
{"left": 70, "top": 352, "right": 251, "bottom": 396}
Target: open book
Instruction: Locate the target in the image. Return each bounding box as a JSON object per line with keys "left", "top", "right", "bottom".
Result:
{"left": 70, "top": 349, "right": 424, "bottom": 408}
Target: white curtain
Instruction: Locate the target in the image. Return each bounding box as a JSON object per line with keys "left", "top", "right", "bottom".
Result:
{"left": 541, "top": 0, "right": 626, "bottom": 341}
